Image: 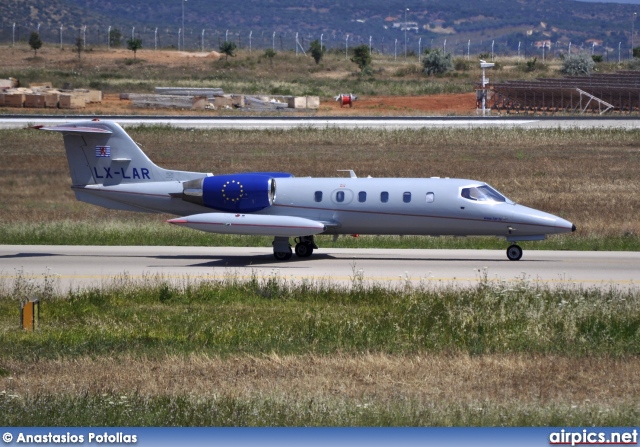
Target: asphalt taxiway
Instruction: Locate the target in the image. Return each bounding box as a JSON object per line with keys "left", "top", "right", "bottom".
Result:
{"left": 1, "top": 245, "right": 637, "bottom": 291}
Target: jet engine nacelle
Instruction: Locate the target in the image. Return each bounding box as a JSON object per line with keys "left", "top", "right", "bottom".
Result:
{"left": 182, "top": 174, "right": 283, "bottom": 213}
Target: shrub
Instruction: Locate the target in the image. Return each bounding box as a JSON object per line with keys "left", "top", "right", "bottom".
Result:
{"left": 422, "top": 49, "right": 453, "bottom": 76}
{"left": 561, "top": 52, "right": 595, "bottom": 76}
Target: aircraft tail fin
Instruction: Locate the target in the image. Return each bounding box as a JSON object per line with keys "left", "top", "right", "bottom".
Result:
{"left": 40, "top": 119, "right": 206, "bottom": 186}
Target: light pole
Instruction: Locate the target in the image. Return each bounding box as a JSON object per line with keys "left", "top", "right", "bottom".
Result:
{"left": 182, "top": 0, "right": 187, "bottom": 51}
{"left": 404, "top": 8, "right": 409, "bottom": 61}
{"left": 12, "top": 23, "right": 15, "bottom": 47}
{"left": 60, "top": 25, "right": 63, "bottom": 49}
{"left": 108, "top": 26, "right": 111, "bottom": 50}
{"left": 633, "top": 12, "right": 637, "bottom": 58}
{"left": 155, "top": 28, "right": 158, "bottom": 50}
{"left": 345, "top": 34, "right": 349, "bottom": 60}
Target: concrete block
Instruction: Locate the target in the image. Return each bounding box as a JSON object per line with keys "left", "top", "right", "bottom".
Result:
{"left": 3, "top": 93, "right": 25, "bottom": 107}
{"left": 306, "top": 96, "right": 320, "bottom": 109}
{"left": 59, "top": 94, "right": 86, "bottom": 109}
{"left": 45, "top": 92, "right": 60, "bottom": 108}
{"left": 287, "top": 96, "right": 307, "bottom": 109}
{"left": 25, "top": 94, "right": 46, "bottom": 108}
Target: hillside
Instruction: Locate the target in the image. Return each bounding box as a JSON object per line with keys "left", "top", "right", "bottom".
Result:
{"left": 2, "top": 0, "right": 640, "bottom": 57}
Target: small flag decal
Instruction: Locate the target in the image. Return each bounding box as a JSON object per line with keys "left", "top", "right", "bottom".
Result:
{"left": 95, "top": 146, "right": 111, "bottom": 157}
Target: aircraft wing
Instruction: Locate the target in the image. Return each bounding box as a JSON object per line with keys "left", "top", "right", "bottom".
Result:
{"left": 167, "top": 213, "right": 330, "bottom": 237}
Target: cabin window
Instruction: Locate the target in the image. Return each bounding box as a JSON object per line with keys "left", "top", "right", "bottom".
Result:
{"left": 403, "top": 192, "right": 411, "bottom": 203}
{"left": 380, "top": 191, "right": 389, "bottom": 203}
{"left": 336, "top": 191, "right": 345, "bottom": 203}
{"left": 358, "top": 191, "right": 367, "bottom": 202}
{"left": 314, "top": 191, "right": 323, "bottom": 202}
{"left": 426, "top": 192, "right": 435, "bottom": 203}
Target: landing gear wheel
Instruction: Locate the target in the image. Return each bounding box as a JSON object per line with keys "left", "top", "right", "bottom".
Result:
{"left": 273, "top": 248, "right": 292, "bottom": 261}
{"left": 295, "top": 242, "right": 314, "bottom": 258}
{"left": 506, "top": 244, "right": 523, "bottom": 261}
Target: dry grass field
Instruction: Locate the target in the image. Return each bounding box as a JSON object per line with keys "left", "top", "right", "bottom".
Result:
{"left": 2, "top": 353, "right": 638, "bottom": 413}
{"left": 1, "top": 126, "right": 638, "bottom": 239}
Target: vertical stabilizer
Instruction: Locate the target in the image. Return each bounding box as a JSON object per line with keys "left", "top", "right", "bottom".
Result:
{"left": 41, "top": 120, "right": 205, "bottom": 186}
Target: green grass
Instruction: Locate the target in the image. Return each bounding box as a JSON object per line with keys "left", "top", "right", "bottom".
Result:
{"left": 1, "top": 221, "right": 639, "bottom": 251}
{"left": 2, "top": 273, "right": 639, "bottom": 360}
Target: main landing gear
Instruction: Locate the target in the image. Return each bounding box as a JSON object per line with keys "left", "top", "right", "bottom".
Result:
{"left": 506, "top": 244, "right": 523, "bottom": 261}
{"left": 272, "top": 236, "right": 318, "bottom": 260}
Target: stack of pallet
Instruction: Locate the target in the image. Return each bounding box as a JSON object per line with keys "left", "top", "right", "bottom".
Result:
{"left": 0, "top": 81, "right": 102, "bottom": 109}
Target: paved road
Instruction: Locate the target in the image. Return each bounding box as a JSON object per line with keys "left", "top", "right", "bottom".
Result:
{"left": 1, "top": 245, "right": 638, "bottom": 292}
{"left": 1, "top": 116, "right": 640, "bottom": 130}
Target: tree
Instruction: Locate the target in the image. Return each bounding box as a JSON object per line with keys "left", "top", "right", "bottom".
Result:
{"left": 219, "top": 41, "right": 237, "bottom": 61}
{"left": 309, "top": 39, "right": 324, "bottom": 64}
{"left": 263, "top": 48, "right": 276, "bottom": 66}
{"left": 29, "top": 32, "right": 42, "bottom": 57}
{"left": 127, "top": 38, "right": 142, "bottom": 60}
{"left": 350, "top": 44, "right": 371, "bottom": 72}
{"left": 561, "top": 52, "right": 595, "bottom": 76}
{"left": 632, "top": 47, "right": 640, "bottom": 59}
{"left": 109, "top": 28, "right": 122, "bottom": 48}
{"left": 422, "top": 49, "right": 453, "bottom": 75}
{"left": 75, "top": 36, "right": 83, "bottom": 60}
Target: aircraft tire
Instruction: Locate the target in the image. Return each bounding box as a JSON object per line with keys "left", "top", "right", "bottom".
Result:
{"left": 295, "top": 242, "right": 314, "bottom": 258}
{"left": 273, "top": 249, "right": 293, "bottom": 261}
{"left": 506, "top": 244, "right": 523, "bottom": 261}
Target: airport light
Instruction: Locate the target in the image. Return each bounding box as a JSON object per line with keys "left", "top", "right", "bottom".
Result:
{"left": 178, "top": 28, "right": 181, "bottom": 50}
{"left": 249, "top": 30, "right": 252, "bottom": 54}
{"left": 83, "top": 25, "right": 86, "bottom": 48}
{"left": 60, "top": 25, "right": 63, "bottom": 49}
{"left": 108, "top": 26, "right": 111, "bottom": 50}
{"left": 12, "top": 23, "right": 15, "bottom": 47}
{"left": 155, "top": 27, "right": 158, "bottom": 50}
{"left": 272, "top": 31, "right": 275, "bottom": 51}
{"left": 320, "top": 33, "right": 323, "bottom": 51}
{"left": 467, "top": 39, "right": 470, "bottom": 61}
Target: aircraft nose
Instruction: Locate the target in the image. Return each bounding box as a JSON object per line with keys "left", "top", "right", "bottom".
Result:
{"left": 572, "top": 224, "right": 577, "bottom": 232}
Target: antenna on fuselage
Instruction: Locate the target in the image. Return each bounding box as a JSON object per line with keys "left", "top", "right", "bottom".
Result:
{"left": 337, "top": 170, "right": 357, "bottom": 178}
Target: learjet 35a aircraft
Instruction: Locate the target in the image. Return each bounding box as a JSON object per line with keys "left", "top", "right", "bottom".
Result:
{"left": 39, "top": 119, "right": 575, "bottom": 261}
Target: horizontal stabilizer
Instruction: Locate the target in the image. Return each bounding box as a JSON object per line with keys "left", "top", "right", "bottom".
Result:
{"left": 167, "top": 213, "right": 326, "bottom": 237}
{"left": 40, "top": 124, "right": 113, "bottom": 134}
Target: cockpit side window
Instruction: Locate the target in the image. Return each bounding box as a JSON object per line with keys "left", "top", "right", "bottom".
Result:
{"left": 461, "top": 185, "right": 507, "bottom": 202}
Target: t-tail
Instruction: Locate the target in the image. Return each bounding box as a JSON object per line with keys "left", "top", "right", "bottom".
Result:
{"left": 39, "top": 119, "right": 209, "bottom": 214}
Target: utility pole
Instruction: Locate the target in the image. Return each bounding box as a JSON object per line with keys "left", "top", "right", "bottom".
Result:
{"left": 182, "top": 0, "right": 187, "bottom": 51}
{"left": 345, "top": 34, "right": 349, "bottom": 60}
{"left": 404, "top": 8, "right": 409, "bottom": 61}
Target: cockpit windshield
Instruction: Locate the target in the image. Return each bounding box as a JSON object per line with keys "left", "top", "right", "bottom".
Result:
{"left": 460, "top": 185, "right": 512, "bottom": 203}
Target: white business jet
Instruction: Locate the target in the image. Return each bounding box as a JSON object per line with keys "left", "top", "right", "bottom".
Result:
{"left": 39, "top": 120, "right": 575, "bottom": 261}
